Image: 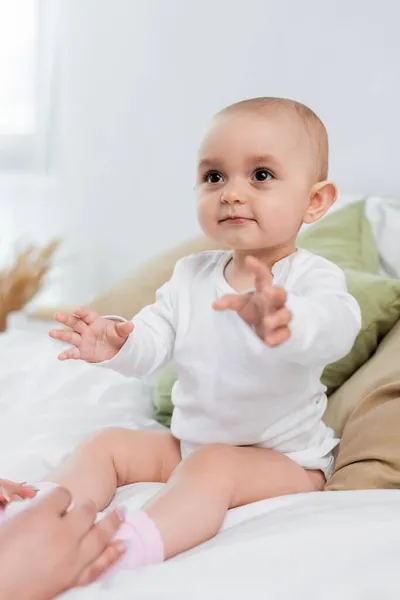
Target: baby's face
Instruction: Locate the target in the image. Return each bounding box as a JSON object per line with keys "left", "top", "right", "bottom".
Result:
{"left": 196, "top": 110, "right": 317, "bottom": 252}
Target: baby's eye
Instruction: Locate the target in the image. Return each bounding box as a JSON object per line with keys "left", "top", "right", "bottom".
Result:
{"left": 252, "top": 169, "right": 273, "bottom": 182}
{"left": 204, "top": 171, "right": 224, "bottom": 184}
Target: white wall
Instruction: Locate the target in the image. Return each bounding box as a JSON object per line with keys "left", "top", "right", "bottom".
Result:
{"left": 4, "top": 0, "right": 400, "bottom": 304}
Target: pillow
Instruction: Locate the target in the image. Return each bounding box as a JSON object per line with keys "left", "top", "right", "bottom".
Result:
{"left": 325, "top": 320, "right": 400, "bottom": 490}
{"left": 28, "top": 236, "right": 225, "bottom": 322}
{"left": 321, "top": 270, "right": 400, "bottom": 394}
{"left": 154, "top": 362, "right": 177, "bottom": 428}
{"left": 297, "top": 198, "right": 379, "bottom": 273}
{"left": 153, "top": 200, "right": 400, "bottom": 423}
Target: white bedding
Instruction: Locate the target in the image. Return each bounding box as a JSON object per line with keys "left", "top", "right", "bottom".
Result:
{"left": 0, "top": 325, "right": 399, "bottom": 599}
{"left": 1, "top": 195, "right": 400, "bottom": 598}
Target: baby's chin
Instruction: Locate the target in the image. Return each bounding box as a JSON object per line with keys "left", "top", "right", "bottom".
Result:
{"left": 208, "top": 230, "right": 270, "bottom": 251}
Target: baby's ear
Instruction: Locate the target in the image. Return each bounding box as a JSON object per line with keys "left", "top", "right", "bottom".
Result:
{"left": 303, "top": 181, "right": 337, "bottom": 224}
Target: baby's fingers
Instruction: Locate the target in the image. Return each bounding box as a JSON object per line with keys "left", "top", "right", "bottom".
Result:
{"left": 49, "top": 329, "right": 82, "bottom": 346}
{"left": 74, "top": 306, "right": 101, "bottom": 325}
{"left": 262, "top": 285, "right": 287, "bottom": 310}
{"left": 115, "top": 321, "right": 134, "bottom": 339}
{"left": 245, "top": 256, "right": 273, "bottom": 291}
{"left": 263, "top": 307, "right": 292, "bottom": 332}
{"left": 54, "top": 312, "right": 86, "bottom": 335}
{"left": 58, "top": 347, "right": 81, "bottom": 361}
{"left": 213, "top": 294, "right": 250, "bottom": 312}
{"left": 264, "top": 327, "right": 291, "bottom": 347}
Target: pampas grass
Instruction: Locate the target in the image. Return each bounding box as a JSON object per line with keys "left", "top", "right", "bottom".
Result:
{"left": 0, "top": 240, "right": 59, "bottom": 331}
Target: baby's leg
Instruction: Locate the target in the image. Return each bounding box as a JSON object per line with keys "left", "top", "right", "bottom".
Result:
{"left": 45, "top": 429, "right": 181, "bottom": 510}
{"left": 145, "top": 444, "right": 325, "bottom": 559}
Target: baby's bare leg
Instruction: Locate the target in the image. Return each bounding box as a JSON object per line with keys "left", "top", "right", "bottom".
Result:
{"left": 46, "top": 429, "right": 181, "bottom": 510}
{"left": 145, "top": 444, "right": 325, "bottom": 559}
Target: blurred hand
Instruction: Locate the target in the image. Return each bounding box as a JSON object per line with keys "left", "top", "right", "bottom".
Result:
{"left": 0, "top": 487, "right": 126, "bottom": 600}
{"left": 49, "top": 307, "right": 134, "bottom": 363}
{"left": 0, "top": 479, "right": 37, "bottom": 504}
{"left": 213, "top": 256, "right": 292, "bottom": 347}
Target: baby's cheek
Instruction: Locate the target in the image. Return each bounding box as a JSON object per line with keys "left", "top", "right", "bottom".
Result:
{"left": 197, "top": 201, "right": 217, "bottom": 235}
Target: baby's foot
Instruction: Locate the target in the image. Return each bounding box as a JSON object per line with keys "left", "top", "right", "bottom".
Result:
{"left": 97, "top": 509, "right": 164, "bottom": 580}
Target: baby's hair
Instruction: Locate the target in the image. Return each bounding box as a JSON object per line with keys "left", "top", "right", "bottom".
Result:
{"left": 219, "top": 97, "right": 329, "bottom": 182}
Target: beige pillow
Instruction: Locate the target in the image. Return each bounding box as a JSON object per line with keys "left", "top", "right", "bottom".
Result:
{"left": 325, "top": 320, "right": 400, "bottom": 490}
{"left": 30, "top": 236, "right": 224, "bottom": 321}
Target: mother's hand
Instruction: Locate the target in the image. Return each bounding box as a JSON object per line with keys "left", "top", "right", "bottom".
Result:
{"left": 0, "top": 487, "right": 125, "bottom": 600}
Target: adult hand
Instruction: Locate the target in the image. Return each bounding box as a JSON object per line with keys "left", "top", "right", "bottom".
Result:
{"left": 0, "top": 479, "right": 37, "bottom": 503}
{"left": 0, "top": 487, "right": 125, "bottom": 600}
{"left": 213, "top": 256, "right": 292, "bottom": 346}
{"left": 49, "top": 307, "right": 134, "bottom": 363}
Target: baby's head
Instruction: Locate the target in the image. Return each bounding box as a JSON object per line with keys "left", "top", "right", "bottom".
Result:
{"left": 196, "top": 97, "right": 336, "bottom": 255}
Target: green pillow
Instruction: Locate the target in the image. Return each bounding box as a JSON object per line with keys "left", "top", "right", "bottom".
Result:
{"left": 153, "top": 362, "right": 177, "bottom": 427}
{"left": 153, "top": 200, "right": 400, "bottom": 425}
{"left": 298, "top": 199, "right": 380, "bottom": 274}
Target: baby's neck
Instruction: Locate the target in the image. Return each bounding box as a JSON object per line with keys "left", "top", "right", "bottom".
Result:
{"left": 224, "top": 246, "right": 296, "bottom": 293}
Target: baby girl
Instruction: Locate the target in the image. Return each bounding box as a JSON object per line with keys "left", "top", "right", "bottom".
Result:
{"left": 8, "top": 97, "right": 361, "bottom": 575}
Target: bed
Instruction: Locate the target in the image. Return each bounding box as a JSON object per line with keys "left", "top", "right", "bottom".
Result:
{"left": 1, "top": 195, "right": 400, "bottom": 599}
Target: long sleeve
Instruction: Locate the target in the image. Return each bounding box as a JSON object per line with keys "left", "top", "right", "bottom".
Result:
{"left": 98, "top": 263, "right": 181, "bottom": 378}
{"left": 272, "top": 261, "right": 361, "bottom": 365}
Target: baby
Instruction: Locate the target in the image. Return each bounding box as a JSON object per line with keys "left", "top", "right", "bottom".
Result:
{"left": 10, "top": 98, "right": 362, "bottom": 573}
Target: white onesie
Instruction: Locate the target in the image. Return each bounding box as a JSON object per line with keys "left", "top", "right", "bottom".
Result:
{"left": 101, "top": 249, "right": 361, "bottom": 479}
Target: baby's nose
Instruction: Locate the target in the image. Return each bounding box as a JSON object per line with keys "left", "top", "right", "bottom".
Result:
{"left": 221, "top": 188, "right": 245, "bottom": 204}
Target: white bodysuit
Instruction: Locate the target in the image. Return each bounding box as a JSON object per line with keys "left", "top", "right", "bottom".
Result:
{"left": 101, "top": 249, "right": 361, "bottom": 478}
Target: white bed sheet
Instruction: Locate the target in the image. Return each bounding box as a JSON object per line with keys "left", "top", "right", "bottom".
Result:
{"left": 0, "top": 326, "right": 399, "bottom": 599}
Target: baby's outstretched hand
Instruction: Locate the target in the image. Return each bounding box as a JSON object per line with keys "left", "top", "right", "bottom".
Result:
{"left": 213, "top": 256, "right": 292, "bottom": 347}
{"left": 49, "top": 307, "right": 134, "bottom": 363}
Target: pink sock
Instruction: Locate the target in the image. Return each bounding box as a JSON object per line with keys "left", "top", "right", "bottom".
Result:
{"left": 3, "top": 484, "right": 164, "bottom": 577}
{"left": 98, "top": 509, "right": 164, "bottom": 580}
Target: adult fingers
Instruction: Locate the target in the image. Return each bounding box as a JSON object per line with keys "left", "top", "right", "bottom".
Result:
{"left": 75, "top": 508, "right": 125, "bottom": 567}
{"left": 75, "top": 508, "right": 125, "bottom": 566}
{"left": 64, "top": 501, "right": 98, "bottom": 540}
{"left": 58, "top": 347, "right": 81, "bottom": 361}
{"left": 74, "top": 307, "right": 101, "bottom": 325}
{"left": 28, "top": 487, "right": 73, "bottom": 518}
{"left": 75, "top": 540, "right": 126, "bottom": 586}
{"left": 49, "top": 330, "right": 82, "bottom": 346}
{"left": 213, "top": 293, "right": 251, "bottom": 312}
{"left": 11, "top": 484, "right": 37, "bottom": 500}
{"left": 263, "top": 307, "right": 292, "bottom": 332}
{"left": 0, "top": 485, "right": 10, "bottom": 502}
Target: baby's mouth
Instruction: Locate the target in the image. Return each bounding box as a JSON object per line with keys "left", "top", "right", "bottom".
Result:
{"left": 219, "top": 216, "right": 256, "bottom": 223}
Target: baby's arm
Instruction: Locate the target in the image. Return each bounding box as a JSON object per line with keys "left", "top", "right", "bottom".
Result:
{"left": 50, "top": 260, "right": 184, "bottom": 379}
{"left": 98, "top": 274, "right": 177, "bottom": 378}
{"left": 214, "top": 254, "right": 361, "bottom": 366}
{"left": 271, "top": 260, "right": 361, "bottom": 366}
